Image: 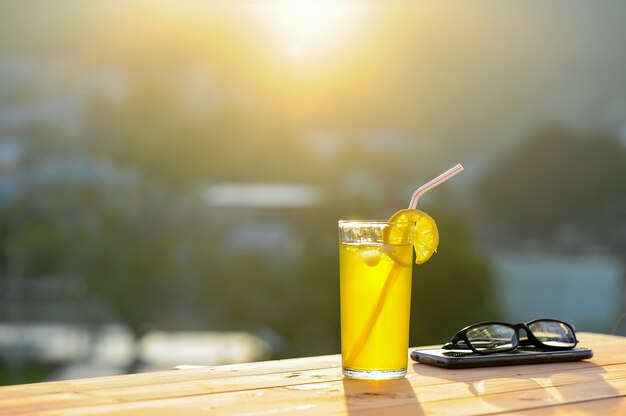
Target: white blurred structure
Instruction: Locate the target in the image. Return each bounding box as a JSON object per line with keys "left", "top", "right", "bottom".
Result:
{"left": 0, "top": 323, "right": 270, "bottom": 381}
{"left": 492, "top": 254, "right": 624, "bottom": 332}
{"left": 202, "top": 183, "right": 324, "bottom": 208}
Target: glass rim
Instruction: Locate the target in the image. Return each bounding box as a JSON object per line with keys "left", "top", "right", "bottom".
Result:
{"left": 338, "top": 219, "right": 415, "bottom": 225}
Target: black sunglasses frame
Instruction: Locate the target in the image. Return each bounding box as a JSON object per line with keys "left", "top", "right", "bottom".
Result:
{"left": 443, "top": 318, "right": 578, "bottom": 355}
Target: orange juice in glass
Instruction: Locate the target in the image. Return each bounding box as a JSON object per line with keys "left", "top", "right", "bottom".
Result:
{"left": 338, "top": 220, "right": 414, "bottom": 380}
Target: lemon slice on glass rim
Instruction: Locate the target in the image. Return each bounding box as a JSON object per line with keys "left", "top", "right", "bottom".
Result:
{"left": 383, "top": 209, "right": 439, "bottom": 265}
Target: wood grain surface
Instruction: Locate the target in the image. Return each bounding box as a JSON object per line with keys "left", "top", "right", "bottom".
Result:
{"left": 1, "top": 332, "right": 625, "bottom": 415}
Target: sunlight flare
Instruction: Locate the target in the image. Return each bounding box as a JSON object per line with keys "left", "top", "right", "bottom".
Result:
{"left": 257, "top": 0, "right": 362, "bottom": 59}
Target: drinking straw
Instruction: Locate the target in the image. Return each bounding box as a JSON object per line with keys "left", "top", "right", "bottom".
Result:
{"left": 408, "top": 163, "right": 464, "bottom": 209}
{"left": 346, "top": 163, "right": 464, "bottom": 367}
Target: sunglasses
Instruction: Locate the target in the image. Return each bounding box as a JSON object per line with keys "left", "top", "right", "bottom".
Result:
{"left": 442, "top": 319, "right": 578, "bottom": 354}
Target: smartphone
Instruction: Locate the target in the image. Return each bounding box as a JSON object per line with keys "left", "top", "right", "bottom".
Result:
{"left": 411, "top": 346, "right": 593, "bottom": 369}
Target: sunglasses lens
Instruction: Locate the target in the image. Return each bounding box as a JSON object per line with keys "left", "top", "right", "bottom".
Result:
{"left": 466, "top": 324, "right": 517, "bottom": 353}
{"left": 528, "top": 320, "right": 576, "bottom": 348}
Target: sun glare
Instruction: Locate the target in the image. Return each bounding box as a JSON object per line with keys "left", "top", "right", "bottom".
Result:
{"left": 257, "top": 0, "right": 362, "bottom": 60}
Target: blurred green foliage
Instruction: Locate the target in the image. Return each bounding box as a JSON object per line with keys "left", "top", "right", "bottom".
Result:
{"left": 69, "top": 186, "right": 184, "bottom": 339}
{"left": 478, "top": 126, "right": 626, "bottom": 251}
{"left": 410, "top": 209, "right": 498, "bottom": 345}
{"left": 0, "top": 362, "right": 58, "bottom": 386}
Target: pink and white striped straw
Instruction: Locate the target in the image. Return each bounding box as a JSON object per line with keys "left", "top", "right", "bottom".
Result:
{"left": 408, "top": 163, "right": 464, "bottom": 209}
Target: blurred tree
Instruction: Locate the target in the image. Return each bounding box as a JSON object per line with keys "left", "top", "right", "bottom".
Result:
{"left": 69, "top": 184, "right": 185, "bottom": 372}
{"left": 0, "top": 177, "right": 188, "bottom": 372}
{"left": 193, "top": 204, "right": 341, "bottom": 358}
{"left": 409, "top": 208, "right": 498, "bottom": 346}
{"left": 0, "top": 184, "right": 99, "bottom": 285}
{"left": 478, "top": 126, "right": 626, "bottom": 251}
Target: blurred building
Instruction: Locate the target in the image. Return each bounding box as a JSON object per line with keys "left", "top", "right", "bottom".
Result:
{"left": 492, "top": 254, "right": 624, "bottom": 333}
{"left": 0, "top": 56, "right": 126, "bottom": 137}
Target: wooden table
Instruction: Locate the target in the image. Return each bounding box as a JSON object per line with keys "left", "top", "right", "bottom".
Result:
{"left": 1, "top": 332, "right": 625, "bottom": 415}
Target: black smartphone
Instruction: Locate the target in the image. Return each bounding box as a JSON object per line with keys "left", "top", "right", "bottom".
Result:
{"left": 411, "top": 346, "right": 593, "bottom": 369}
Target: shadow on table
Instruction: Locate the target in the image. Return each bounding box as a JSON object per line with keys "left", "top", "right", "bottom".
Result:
{"left": 342, "top": 377, "right": 423, "bottom": 415}
{"left": 411, "top": 361, "right": 619, "bottom": 414}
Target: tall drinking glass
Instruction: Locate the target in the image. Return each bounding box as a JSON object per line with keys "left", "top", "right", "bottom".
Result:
{"left": 338, "top": 220, "right": 414, "bottom": 380}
